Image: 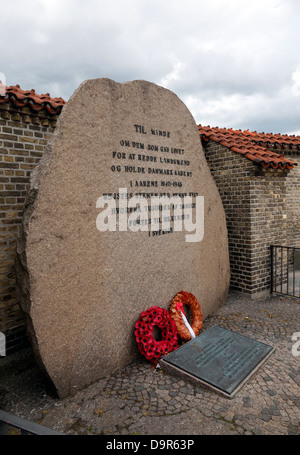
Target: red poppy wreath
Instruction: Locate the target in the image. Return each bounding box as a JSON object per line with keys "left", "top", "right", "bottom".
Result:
{"left": 135, "top": 306, "right": 179, "bottom": 364}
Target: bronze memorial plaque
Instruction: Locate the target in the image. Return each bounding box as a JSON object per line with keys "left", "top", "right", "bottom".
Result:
{"left": 160, "top": 325, "right": 275, "bottom": 398}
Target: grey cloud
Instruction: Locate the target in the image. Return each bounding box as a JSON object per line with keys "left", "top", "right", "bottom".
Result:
{"left": 1, "top": 0, "right": 300, "bottom": 134}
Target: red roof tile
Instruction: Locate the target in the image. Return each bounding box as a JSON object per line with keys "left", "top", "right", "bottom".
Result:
{"left": 198, "top": 125, "right": 298, "bottom": 170}
{"left": 0, "top": 83, "right": 66, "bottom": 115}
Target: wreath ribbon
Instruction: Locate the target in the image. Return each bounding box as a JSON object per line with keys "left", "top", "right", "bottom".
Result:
{"left": 176, "top": 301, "right": 195, "bottom": 339}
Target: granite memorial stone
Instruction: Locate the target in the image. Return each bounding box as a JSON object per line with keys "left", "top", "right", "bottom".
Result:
{"left": 16, "top": 78, "right": 230, "bottom": 398}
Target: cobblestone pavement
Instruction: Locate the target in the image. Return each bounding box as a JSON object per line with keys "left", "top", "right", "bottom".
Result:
{"left": 1, "top": 292, "right": 299, "bottom": 435}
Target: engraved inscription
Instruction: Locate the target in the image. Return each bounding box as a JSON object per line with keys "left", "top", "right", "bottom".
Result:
{"left": 114, "top": 125, "right": 192, "bottom": 188}
{"left": 192, "top": 334, "right": 264, "bottom": 384}
{"left": 218, "top": 345, "right": 261, "bottom": 381}
{"left": 193, "top": 335, "right": 234, "bottom": 367}
{"left": 105, "top": 123, "right": 199, "bottom": 238}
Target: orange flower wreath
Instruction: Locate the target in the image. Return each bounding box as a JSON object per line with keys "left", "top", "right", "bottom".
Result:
{"left": 169, "top": 291, "right": 203, "bottom": 342}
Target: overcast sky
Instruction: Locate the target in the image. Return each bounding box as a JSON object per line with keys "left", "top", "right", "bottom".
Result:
{"left": 1, "top": 0, "right": 300, "bottom": 134}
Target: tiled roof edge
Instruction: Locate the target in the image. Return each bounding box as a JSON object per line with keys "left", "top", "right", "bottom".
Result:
{"left": 198, "top": 125, "right": 298, "bottom": 170}
{"left": 0, "top": 83, "right": 66, "bottom": 115}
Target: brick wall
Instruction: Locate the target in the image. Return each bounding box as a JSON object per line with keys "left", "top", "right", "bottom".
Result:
{"left": 285, "top": 153, "right": 300, "bottom": 247}
{"left": 202, "top": 140, "right": 297, "bottom": 297}
{"left": 0, "top": 101, "right": 59, "bottom": 355}
{"left": 201, "top": 142, "right": 253, "bottom": 294}
{"left": 248, "top": 169, "right": 289, "bottom": 294}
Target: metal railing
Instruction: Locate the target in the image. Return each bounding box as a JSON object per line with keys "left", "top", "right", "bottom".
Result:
{"left": 0, "top": 409, "right": 64, "bottom": 435}
{"left": 271, "top": 245, "right": 300, "bottom": 297}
